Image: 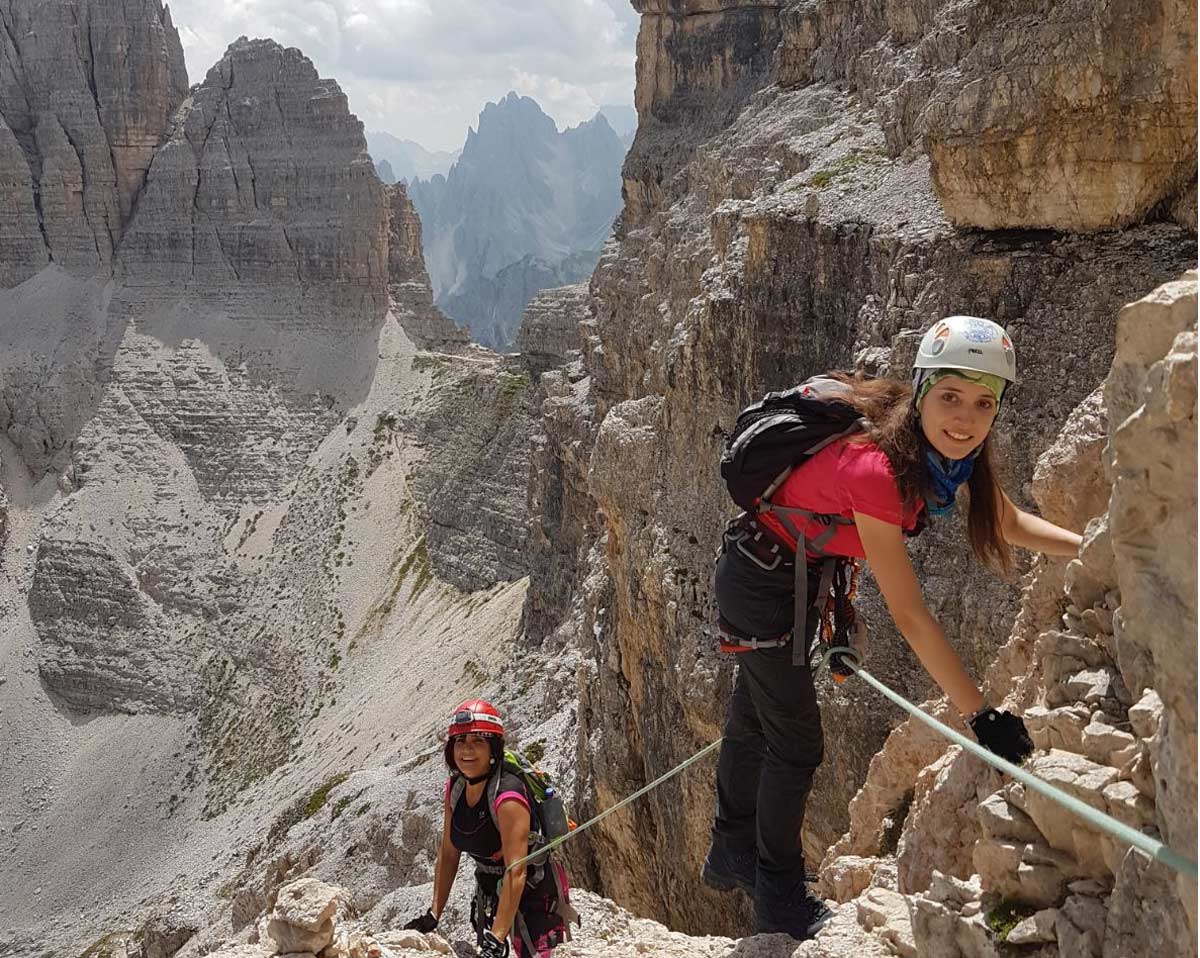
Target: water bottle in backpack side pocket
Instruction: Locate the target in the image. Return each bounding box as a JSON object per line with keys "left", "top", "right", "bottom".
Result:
{"left": 538, "top": 785, "right": 570, "bottom": 841}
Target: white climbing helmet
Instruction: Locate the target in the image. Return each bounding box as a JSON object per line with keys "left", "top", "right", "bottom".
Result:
{"left": 913, "top": 315, "right": 1017, "bottom": 383}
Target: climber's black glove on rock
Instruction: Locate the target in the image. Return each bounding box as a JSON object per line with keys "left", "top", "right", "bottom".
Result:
{"left": 478, "top": 930, "right": 509, "bottom": 958}
{"left": 969, "top": 707, "right": 1034, "bottom": 765}
{"left": 404, "top": 908, "right": 438, "bottom": 933}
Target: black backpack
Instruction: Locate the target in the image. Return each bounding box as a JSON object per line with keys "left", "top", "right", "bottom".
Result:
{"left": 720, "top": 375, "right": 865, "bottom": 509}
{"left": 719, "top": 375, "right": 866, "bottom": 665}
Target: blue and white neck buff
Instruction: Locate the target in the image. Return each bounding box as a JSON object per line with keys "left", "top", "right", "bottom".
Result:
{"left": 923, "top": 440, "right": 979, "bottom": 515}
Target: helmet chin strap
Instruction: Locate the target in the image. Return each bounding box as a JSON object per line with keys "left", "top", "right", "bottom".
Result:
{"left": 462, "top": 755, "right": 498, "bottom": 785}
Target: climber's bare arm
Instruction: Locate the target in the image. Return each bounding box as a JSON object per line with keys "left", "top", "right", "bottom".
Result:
{"left": 432, "top": 791, "right": 461, "bottom": 919}
{"left": 491, "top": 799, "right": 531, "bottom": 941}
{"left": 997, "top": 490, "right": 1083, "bottom": 556}
{"left": 854, "top": 511, "right": 985, "bottom": 716}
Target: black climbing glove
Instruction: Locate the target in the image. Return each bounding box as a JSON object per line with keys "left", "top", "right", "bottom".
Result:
{"left": 478, "top": 930, "right": 509, "bottom": 958}
{"left": 969, "top": 708, "right": 1034, "bottom": 765}
{"left": 404, "top": 908, "right": 438, "bottom": 933}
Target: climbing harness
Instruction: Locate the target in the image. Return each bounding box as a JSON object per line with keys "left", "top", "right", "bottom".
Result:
{"left": 716, "top": 514, "right": 861, "bottom": 675}
{"left": 818, "top": 643, "right": 1199, "bottom": 880}
{"left": 818, "top": 558, "right": 860, "bottom": 682}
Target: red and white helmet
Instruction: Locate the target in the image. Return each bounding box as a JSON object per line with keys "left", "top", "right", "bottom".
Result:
{"left": 447, "top": 699, "right": 504, "bottom": 739}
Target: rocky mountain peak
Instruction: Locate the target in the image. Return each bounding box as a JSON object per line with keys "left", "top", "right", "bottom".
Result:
{"left": 118, "top": 32, "right": 386, "bottom": 322}
{"left": 409, "top": 92, "right": 624, "bottom": 349}
{"left": 474, "top": 90, "right": 559, "bottom": 139}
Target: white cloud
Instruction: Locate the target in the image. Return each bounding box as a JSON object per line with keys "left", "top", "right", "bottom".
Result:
{"left": 167, "top": 0, "right": 639, "bottom": 151}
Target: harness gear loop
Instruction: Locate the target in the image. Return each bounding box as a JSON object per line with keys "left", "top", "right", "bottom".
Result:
{"left": 748, "top": 503, "right": 855, "bottom": 665}
{"left": 819, "top": 559, "right": 860, "bottom": 681}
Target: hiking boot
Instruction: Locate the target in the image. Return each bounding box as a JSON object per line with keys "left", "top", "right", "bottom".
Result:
{"left": 754, "top": 875, "right": 833, "bottom": 941}
{"left": 700, "top": 840, "right": 756, "bottom": 895}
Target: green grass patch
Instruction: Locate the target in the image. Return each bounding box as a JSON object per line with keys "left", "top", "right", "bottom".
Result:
{"left": 985, "top": 899, "right": 1038, "bottom": 941}
{"left": 496, "top": 370, "right": 531, "bottom": 408}
{"left": 358, "top": 536, "right": 435, "bottom": 636}
{"left": 331, "top": 794, "right": 354, "bottom": 820}
{"left": 413, "top": 353, "right": 452, "bottom": 379}
{"left": 77, "top": 934, "right": 132, "bottom": 958}
{"left": 807, "top": 147, "right": 888, "bottom": 188}
{"left": 462, "top": 659, "right": 488, "bottom": 687}
{"left": 266, "top": 772, "right": 350, "bottom": 846}
{"left": 303, "top": 772, "right": 350, "bottom": 818}
{"left": 523, "top": 739, "right": 546, "bottom": 765}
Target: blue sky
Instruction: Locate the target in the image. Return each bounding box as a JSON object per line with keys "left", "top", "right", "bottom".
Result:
{"left": 166, "top": 0, "right": 640, "bottom": 152}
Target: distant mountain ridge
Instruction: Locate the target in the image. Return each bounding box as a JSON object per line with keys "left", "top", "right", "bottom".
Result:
{"left": 598, "top": 102, "right": 637, "bottom": 147}
{"left": 367, "top": 130, "right": 460, "bottom": 183}
{"left": 408, "top": 92, "right": 625, "bottom": 349}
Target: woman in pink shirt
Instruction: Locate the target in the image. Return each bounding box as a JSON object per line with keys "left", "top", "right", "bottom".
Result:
{"left": 702, "top": 316, "right": 1083, "bottom": 941}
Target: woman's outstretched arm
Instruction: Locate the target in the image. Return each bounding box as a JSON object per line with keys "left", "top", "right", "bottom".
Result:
{"left": 998, "top": 490, "right": 1083, "bottom": 556}
{"left": 854, "top": 511, "right": 985, "bottom": 717}
{"left": 490, "top": 799, "right": 531, "bottom": 942}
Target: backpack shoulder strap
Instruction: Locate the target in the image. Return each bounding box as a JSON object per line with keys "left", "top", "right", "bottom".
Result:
{"left": 449, "top": 775, "right": 466, "bottom": 811}
{"left": 484, "top": 769, "right": 504, "bottom": 832}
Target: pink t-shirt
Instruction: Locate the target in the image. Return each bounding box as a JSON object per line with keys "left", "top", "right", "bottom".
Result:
{"left": 757, "top": 439, "right": 924, "bottom": 559}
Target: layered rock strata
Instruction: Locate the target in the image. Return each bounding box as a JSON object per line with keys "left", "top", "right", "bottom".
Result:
{"left": 0, "top": 0, "right": 188, "bottom": 283}
{"left": 385, "top": 182, "right": 469, "bottom": 351}
{"left": 514, "top": 283, "right": 590, "bottom": 376}
{"left": 1, "top": 33, "right": 389, "bottom": 480}
{"left": 403, "top": 352, "right": 537, "bottom": 593}
{"left": 524, "top": 0, "right": 1197, "bottom": 936}
{"left": 776, "top": 0, "right": 1198, "bottom": 231}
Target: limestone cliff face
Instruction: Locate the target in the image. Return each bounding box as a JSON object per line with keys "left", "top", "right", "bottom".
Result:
{"left": 776, "top": 0, "right": 1198, "bottom": 232}
{"left": 1, "top": 33, "right": 389, "bottom": 482}
{"left": 0, "top": 0, "right": 188, "bottom": 283}
{"left": 119, "top": 38, "right": 386, "bottom": 324}
{"left": 525, "top": 0, "right": 1197, "bottom": 936}
{"left": 385, "top": 182, "right": 469, "bottom": 351}
{"left": 626, "top": 0, "right": 783, "bottom": 225}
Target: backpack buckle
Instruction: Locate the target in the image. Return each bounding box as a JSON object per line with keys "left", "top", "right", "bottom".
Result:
{"left": 734, "top": 535, "right": 782, "bottom": 571}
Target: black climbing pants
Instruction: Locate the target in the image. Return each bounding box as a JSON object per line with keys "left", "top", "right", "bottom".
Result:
{"left": 711, "top": 545, "right": 825, "bottom": 896}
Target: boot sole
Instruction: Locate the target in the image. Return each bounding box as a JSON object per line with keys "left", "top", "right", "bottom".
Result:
{"left": 754, "top": 900, "right": 834, "bottom": 939}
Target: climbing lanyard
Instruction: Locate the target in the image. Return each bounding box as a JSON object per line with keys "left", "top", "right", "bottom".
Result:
{"left": 820, "top": 644, "right": 1199, "bottom": 879}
